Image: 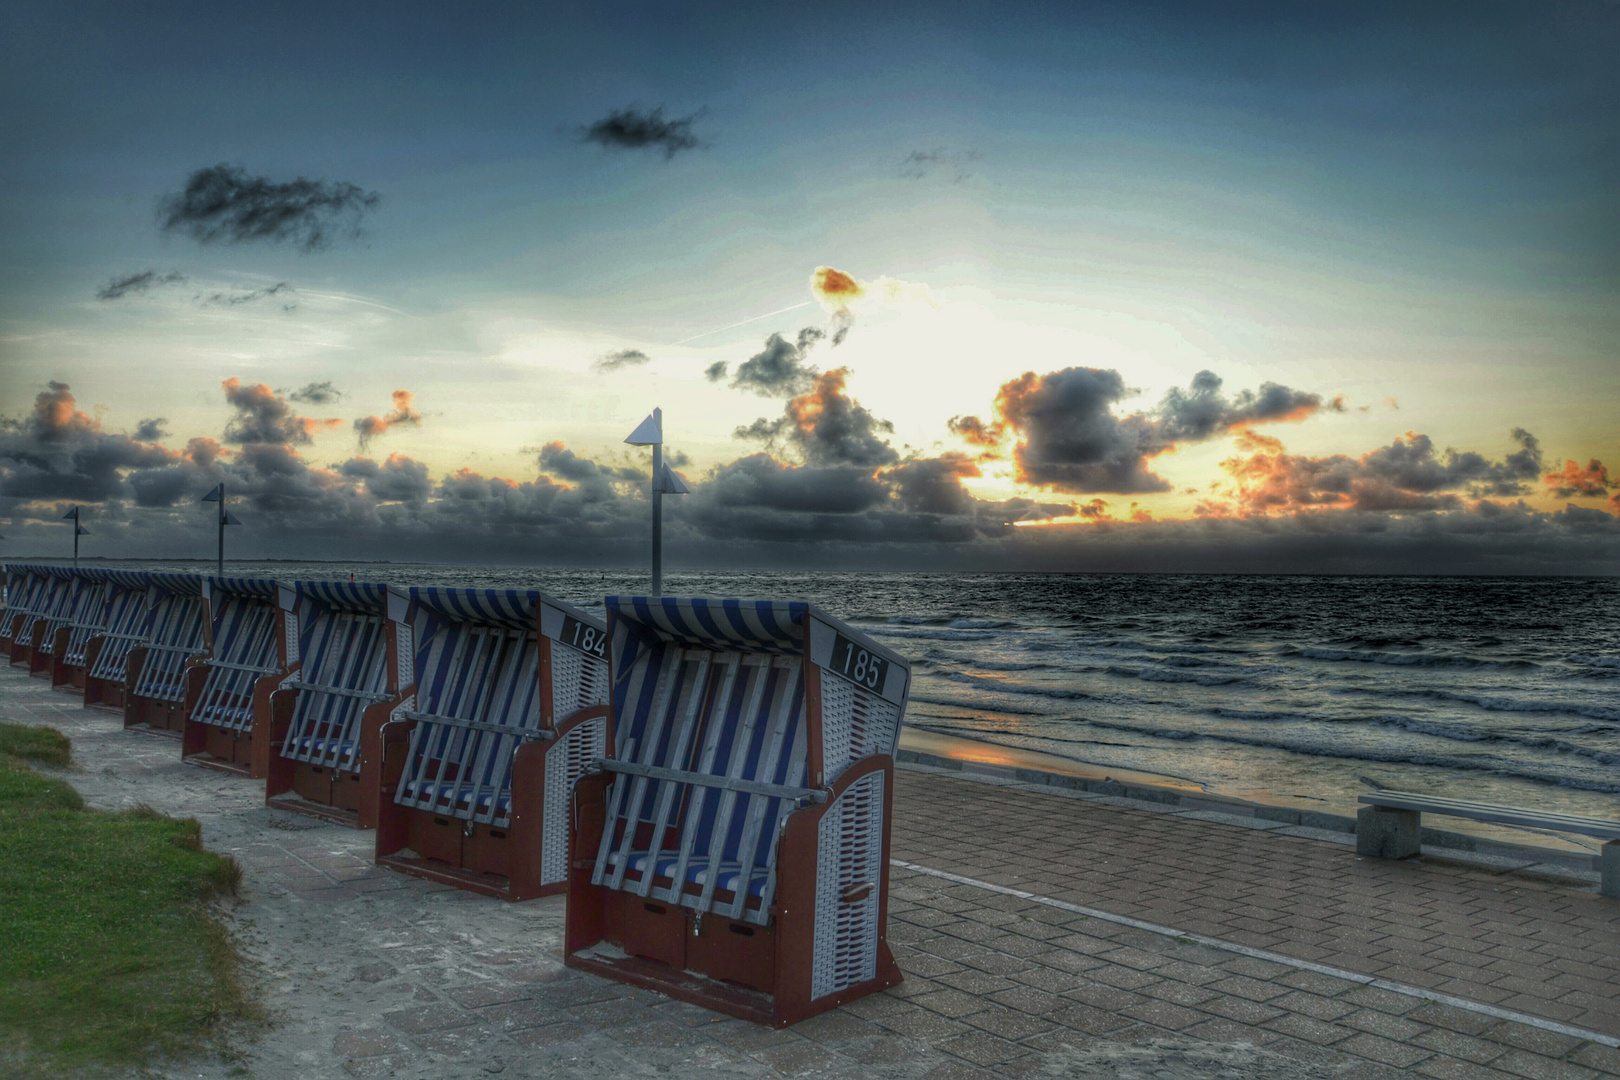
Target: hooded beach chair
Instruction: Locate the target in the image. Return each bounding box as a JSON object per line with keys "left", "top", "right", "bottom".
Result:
{"left": 263, "top": 581, "right": 414, "bottom": 826}
{"left": 125, "top": 573, "right": 208, "bottom": 732}
{"left": 80, "top": 572, "right": 153, "bottom": 709}
{"left": 564, "top": 597, "right": 911, "bottom": 1027}
{"left": 51, "top": 569, "right": 139, "bottom": 690}
{"left": 1, "top": 565, "right": 50, "bottom": 661}
{"left": 375, "top": 587, "right": 610, "bottom": 900}
{"left": 182, "top": 576, "right": 286, "bottom": 773}
{"left": 9, "top": 565, "right": 74, "bottom": 672}
{"left": 25, "top": 566, "right": 83, "bottom": 678}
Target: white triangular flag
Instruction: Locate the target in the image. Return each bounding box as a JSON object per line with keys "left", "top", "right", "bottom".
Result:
{"left": 624, "top": 412, "right": 662, "bottom": 446}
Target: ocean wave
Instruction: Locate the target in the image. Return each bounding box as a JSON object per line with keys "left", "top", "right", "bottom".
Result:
{"left": 1105, "top": 665, "right": 1253, "bottom": 687}
{"left": 1072, "top": 718, "right": 1620, "bottom": 794}
{"left": 1375, "top": 687, "right": 1620, "bottom": 723}
{"left": 1568, "top": 654, "right": 1620, "bottom": 670}
{"left": 1286, "top": 646, "right": 1535, "bottom": 671}
{"left": 942, "top": 671, "right": 1111, "bottom": 702}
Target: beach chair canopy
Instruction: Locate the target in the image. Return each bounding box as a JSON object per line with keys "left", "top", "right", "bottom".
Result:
{"left": 277, "top": 580, "right": 395, "bottom": 773}
{"left": 79, "top": 571, "right": 153, "bottom": 679}
{"left": 1, "top": 566, "right": 48, "bottom": 643}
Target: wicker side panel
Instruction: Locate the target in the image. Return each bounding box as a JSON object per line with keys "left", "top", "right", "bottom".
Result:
{"left": 541, "top": 716, "right": 607, "bottom": 887}
{"left": 810, "top": 769, "right": 884, "bottom": 1001}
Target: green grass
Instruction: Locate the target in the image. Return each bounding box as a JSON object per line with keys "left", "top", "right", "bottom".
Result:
{"left": 0, "top": 723, "right": 260, "bottom": 1077}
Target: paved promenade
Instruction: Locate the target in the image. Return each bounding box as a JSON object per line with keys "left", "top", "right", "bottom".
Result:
{"left": 3, "top": 665, "right": 1617, "bottom": 1079}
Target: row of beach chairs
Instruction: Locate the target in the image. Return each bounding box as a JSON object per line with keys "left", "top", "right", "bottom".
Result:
{"left": 0, "top": 563, "right": 912, "bottom": 1026}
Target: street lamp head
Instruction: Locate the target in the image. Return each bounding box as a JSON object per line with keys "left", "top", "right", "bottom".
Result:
{"left": 624, "top": 411, "right": 662, "bottom": 446}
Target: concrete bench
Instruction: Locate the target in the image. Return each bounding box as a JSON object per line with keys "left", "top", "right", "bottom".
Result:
{"left": 1357, "top": 791, "right": 1619, "bottom": 898}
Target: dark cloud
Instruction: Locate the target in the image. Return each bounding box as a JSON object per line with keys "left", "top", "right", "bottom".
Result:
{"left": 898, "top": 147, "right": 979, "bottom": 181}
{"left": 158, "top": 164, "right": 380, "bottom": 251}
{"left": 202, "top": 281, "right": 293, "bottom": 306}
{"left": 538, "top": 441, "right": 642, "bottom": 492}
{"left": 698, "top": 454, "right": 889, "bottom": 515}
{"left": 0, "top": 382, "right": 179, "bottom": 503}
{"left": 579, "top": 106, "right": 705, "bottom": 159}
{"left": 1155, "top": 370, "right": 1334, "bottom": 443}
{"left": 988, "top": 367, "right": 1336, "bottom": 495}
{"left": 737, "top": 369, "right": 897, "bottom": 469}
{"left": 340, "top": 454, "right": 432, "bottom": 504}
{"left": 353, "top": 390, "right": 421, "bottom": 449}
{"left": 97, "top": 269, "right": 185, "bottom": 301}
{"left": 134, "top": 418, "right": 169, "bottom": 442}
{"left": 593, "top": 348, "right": 651, "bottom": 372}
{"left": 728, "top": 327, "right": 823, "bottom": 397}
{"left": 222, "top": 378, "right": 342, "bottom": 445}
{"left": 704, "top": 361, "right": 729, "bottom": 382}
{"left": 287, "top": 381, "right": 342, "bottom": 405}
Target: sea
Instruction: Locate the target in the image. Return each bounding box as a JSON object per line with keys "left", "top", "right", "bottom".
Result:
{"left": 15, "top": 562, "right": 1620, "bottom": 841}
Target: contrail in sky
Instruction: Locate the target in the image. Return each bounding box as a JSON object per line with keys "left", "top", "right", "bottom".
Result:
{"left": 670, "top": 300, "right": 813, "bottom": 346}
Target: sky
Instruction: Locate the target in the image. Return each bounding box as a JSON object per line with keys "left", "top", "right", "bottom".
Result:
{"left": 1, "top": 0, "right": 1617, "bottom": 574}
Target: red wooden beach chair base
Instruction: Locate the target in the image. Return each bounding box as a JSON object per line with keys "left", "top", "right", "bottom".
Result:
{"left": 375, "top": 705, "right": 607, "bottom": 901}
{"left": 265, "top": 694, "right": 400, "bottom": 829}
{"left": 564, "top": 756, "right": 904, "bottom": 1028}
{"left": 182, "top": 671, "right": 280, "bottom": 778}
{"left": 49, "top": 625, "right": 86, "bottom": 691}
{"left": 27, "top": 619, "right": 59, "bottom": 678}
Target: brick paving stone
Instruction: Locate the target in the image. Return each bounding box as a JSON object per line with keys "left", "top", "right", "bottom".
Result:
{"left": 1489, "top": 1049, "right": 1600, "bottom": 1080}
{"left": 1336, "top": 1031, "right": 1439, "bottom": 1068}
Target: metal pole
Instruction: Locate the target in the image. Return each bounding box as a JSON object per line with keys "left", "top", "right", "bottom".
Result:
{"left": 217, "top": 483, "right": 225, "bottom": 577}
{"left": 72, "top": 509, "right": 79, "bottom": 568}
{"left": 651, "top": 408, "right": 662, "bottom": 596}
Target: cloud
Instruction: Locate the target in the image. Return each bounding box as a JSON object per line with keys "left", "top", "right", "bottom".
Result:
{"left": 592, "top": 348, "right": 652, "bottom": 372}
{"left": 1543, "top": 457, "right": 1614, "bottom": 498}
{"left": 579, "top": 106, "right": 705, "bottom": 159}
{"left": 737, "top": 368, "right": 898, "bottom": 469}
{"left": 979, "top": 367, "right": 1338, "bottom": 495}
{"left": 339, "top": 453, "right": 432, "bottom": 504}
{"left": 538, "top": 441, "right": 642, "bottom": 492}
{"left": 704, "top": 361, "right": 729, "bottom": 382}
{"left": 0, "top": 381, "right": 179, "bottom": 503}
{"left": 286, "top": 381, "right": 342, "bottom": 405}
{"left": 809, "top": 266, "right": 935, "bottom": 344}
{"left": 353, "top": 390, "right": 421, "bottom": 449}
{"left": 97, "top": 269, "right": 185, "bottom": 301}
{"left": 134, "top": 418, "right": 169, "bottom": 442}
{"left": 201, "top": 281, "right": 293, "bottom": 306}
{"left": 1155, "top": 370, "right": 1337, "bottom": 442}
{"left": 222, "top": 378, "right": 343, "bottom": 445}
{"left": 898, "top": 147, "right": 979, "bottom": 181}
{"left": 158, "top": 164, "right": 380, "bottom": 251}
{"left": 726, "top": 326, "right": 824, "bottom": 397}
{"left": 1214, "top": 428, "right": 1548, "bottom": 514}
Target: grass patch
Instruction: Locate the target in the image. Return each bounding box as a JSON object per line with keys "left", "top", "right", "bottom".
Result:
{"left": 0, "top": 724, "right": 260, "bottom": 1077}
{"left": 0, "top": 723, "right": 72, "bottom": 767}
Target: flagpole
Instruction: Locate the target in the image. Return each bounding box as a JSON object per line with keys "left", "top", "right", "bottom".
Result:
{"left": 217, "top": 481, "right": 225, "bottom": 577}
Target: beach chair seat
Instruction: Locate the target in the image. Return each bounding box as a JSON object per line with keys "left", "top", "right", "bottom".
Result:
{"left": 181, "top": 577, "right": 283, "bottom": 771}
{"left": 123, "top": 574, "right": 207, "bottom": 731}
{"left": 375, "top": 587, "right": 610, "bottom": 900}
{"left": 566, "top": 597, "right": 911, "bottom": 1028}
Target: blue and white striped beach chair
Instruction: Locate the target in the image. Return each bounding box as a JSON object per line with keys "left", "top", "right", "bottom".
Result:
{"left": 375, "top": 587, "right": 610, "bottom": 900}
{"left": 1, "top": 565, "right": 52, "bottom": 661}
{"left": 125, "top": 573, "right": 208, "bottom": 732}
{"left": 182, "top": 577, "right": 285, "bottom": 773}
{"left": 565, "top": 596, "right": 911, "bottom": 1027}
{"left": 7, "top": 565, "right": 74, "bottom": 672}
{"left": 22, "top": 566, "right": 80, "bottom": 677}
{"left": 77, "top": 571, "right": 153, "bottom": 706}
{"left": 263, "top": 580, "right": 413, "bottom": 826}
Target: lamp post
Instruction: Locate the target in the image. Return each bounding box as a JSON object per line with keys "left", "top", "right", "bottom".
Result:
{"left": 62, "top": 506, "right": 88, "bottom": 567}
{"left": 624, "top": 408, "right": 690, "bottom": 595}
{"left": 200, "top": 483, "right": 239, "bottom": 577}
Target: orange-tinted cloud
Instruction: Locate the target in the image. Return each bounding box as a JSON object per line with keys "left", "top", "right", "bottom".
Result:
{"left": 222, "top": 377, "right": 343, "bottom": 444}
{"left": 808, "top": 265, "right": 935, "bottom": 344}
{"left": 354, "top": 389, "right": 422, "bottom": 448}
{"left": 1544, "top": 458, "right": 1613, "bottom": 498}
{"left": 948, "top": 414, "right": 1005, "bottom": 448}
